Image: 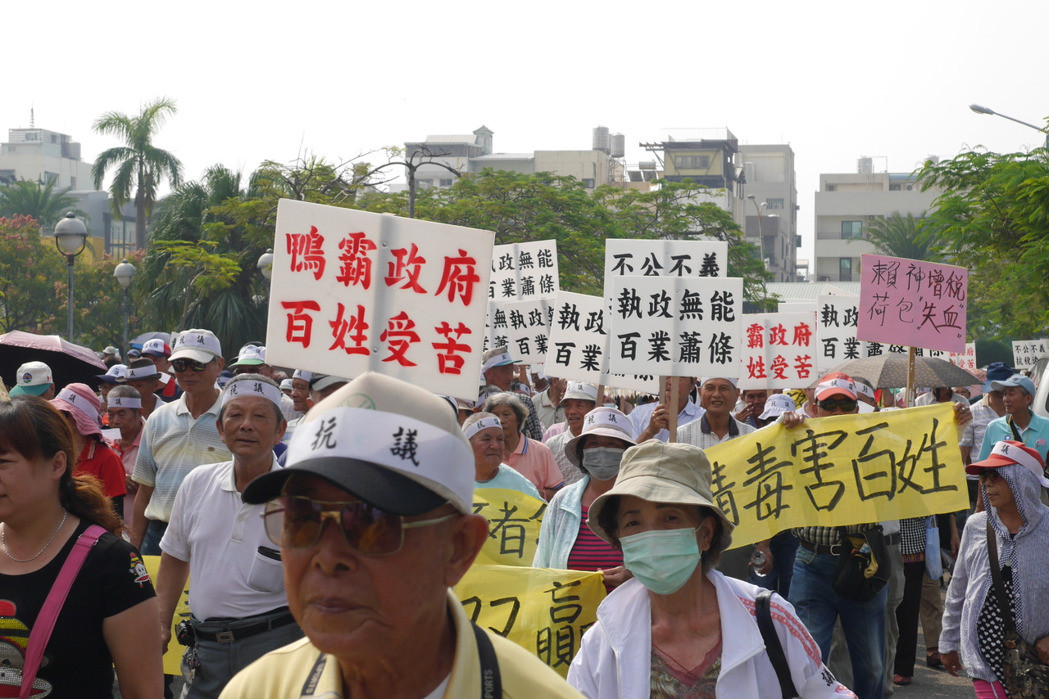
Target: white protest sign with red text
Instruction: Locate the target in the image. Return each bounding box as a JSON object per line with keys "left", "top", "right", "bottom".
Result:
{"left": 266, "top": 199, "right": 493, "bottom": 398}
{"left": 739, "top": 312, "right": 817, "bottom": 390}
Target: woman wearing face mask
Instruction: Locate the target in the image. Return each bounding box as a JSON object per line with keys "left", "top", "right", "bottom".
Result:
{"left": 568, "top": 441, "right": 854, "bottom": 698}
{"left": 533, "top": 407, "right": 636, "bottom": 592}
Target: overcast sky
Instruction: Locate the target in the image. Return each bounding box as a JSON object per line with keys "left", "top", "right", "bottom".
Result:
{"left": 7, "top": 0, "right": 1046, "bottom": 266}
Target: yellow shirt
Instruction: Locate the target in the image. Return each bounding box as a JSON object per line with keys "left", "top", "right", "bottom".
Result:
{"left": 220, "top": 590, "right": 582, "bottom": 698}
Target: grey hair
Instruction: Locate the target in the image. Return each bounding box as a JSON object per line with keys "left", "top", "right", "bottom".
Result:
{"left": 108, "top": 385, "right": 141, "bottom": 402}
{"left": 481, "top": 392, "right": 528, "bottom": 433}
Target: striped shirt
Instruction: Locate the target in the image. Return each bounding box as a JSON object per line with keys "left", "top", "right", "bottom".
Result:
{"left": 567, "top": 505, "right": 624, "bottom": 592}
{"left": 132, "top": 393, "right": 231, "bottom": 522}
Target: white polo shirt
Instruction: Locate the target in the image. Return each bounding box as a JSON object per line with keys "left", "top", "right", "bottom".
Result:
{"left": 161, "top": 458, "right": 287, "bottom": 621}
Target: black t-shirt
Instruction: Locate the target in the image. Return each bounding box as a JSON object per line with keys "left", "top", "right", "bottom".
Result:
{"left": 0, "top": 520, "right": 156, "bottom": 697}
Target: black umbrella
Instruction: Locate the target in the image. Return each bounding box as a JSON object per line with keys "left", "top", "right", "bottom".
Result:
{"left": 810, "top": 354, "right": 980, "bottom": 390}
{"left": 130, "top": 331, "right": 171, "bottom": 349}
{"left": 0, "top": 331, "right": 107, "bottom": 392}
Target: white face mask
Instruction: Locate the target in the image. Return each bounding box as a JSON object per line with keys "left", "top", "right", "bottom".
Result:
{"left": 620, "top": 528, "right": 701, "bottom": 595}
{"left": 581, "top": 447, "right": 625, "bottom": 480}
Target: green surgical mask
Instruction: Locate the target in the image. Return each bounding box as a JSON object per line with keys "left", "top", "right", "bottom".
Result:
{"left": 620, "top": 527, "right": 700, "bottom": 595}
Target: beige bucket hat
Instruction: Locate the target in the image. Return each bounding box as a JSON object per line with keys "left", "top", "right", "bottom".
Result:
{"left": 564, "top": 406, "right": 636, "bottom": 468}
{"left": 587, "top": 440, "right": 734, "bottom": 547}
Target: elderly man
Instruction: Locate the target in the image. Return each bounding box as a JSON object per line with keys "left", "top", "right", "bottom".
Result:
{"left": 532, "top": 376, "right": 567, "bottom": 433}
{"left": 132, "top": 329, "right": 232, "bottom": 554}
{"left": 9, "top": 360, "right": 55, "bottom": 399}
{"left": 976, "top": 373, "right": 1049, "bottom": 464}
{"left": 678, "top": 377, "right": 754, "bottom": 448}
{"left": 544, "top": 382, "right": 598, "bottom": 485}
{"left": 107, "top": 384, "right": 146, "bottom": 525}
{"left": 227, "top": 344, "right": 298, "bottom": 420}
{"left": 220, "top": 372, "right": 580, "bottom": 697}
{"left": 157, "top": 374, "right": 303, "bottom": 698}
{"left": 628, "top": 376, "right": 703, "bottom": 443}
{"left": 479, "top": 345, "right": 544, "bottom": 440}
{"left": 734, "top": 387, "right": 768, "bottom": 428}
{"left": 125, "top": 359, "right": 165, "bottom": 418}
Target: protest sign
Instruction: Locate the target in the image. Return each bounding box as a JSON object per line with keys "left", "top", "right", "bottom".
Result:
{"left": 145, "top": 555, "right": 190, "bottom": 675}
{"left": 914, "top": 343, "right": 978, "bottom": 373}
{"left": 1012, "top": 340, "right": 1049, "bottom": 370}
{"left": 703, "top": 403, "right": 968, "bottom": 548}
{"left": 816, "top": 294, "right": 935, "bottom": 371}
{"left": 498, "top": 298, "right": 552, "bottom": 364}
{"left": 608, "top": 276, "right": 744, "bottom": 378}
{"left": 858, "top": 254, "right": 968, "bottom": 353}
{"left": 740, "top": 312, "right": 817, "bottom": 389}
{"left": 603, "top": 239, "right": 727, "bottom": 301}
{"left": 455, "top": 565, "right": 604, "bottom": 677}
{"left": 490, "top": 241, "right": 559, "bottom": 302}
{"left": 266, "top": 200, "right": 493, "bottom": 398}
{"left": 543, "top": 292, "right": 657, "bottom": 393}
{"left": 473, "top": 488, "right": 547, "bottom": 567}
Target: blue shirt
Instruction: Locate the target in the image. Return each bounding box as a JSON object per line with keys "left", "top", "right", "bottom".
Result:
{"left": 977, "top": 411, "right": 1049, "bottom": 464}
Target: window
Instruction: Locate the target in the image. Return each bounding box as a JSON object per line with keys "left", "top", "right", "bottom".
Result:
{"left": 841, "top": 220, "right": 863, "bottom": 239}
{"left": 439, "top": 178, "right": 454, "bottom": 187}
{"left": 673, "top": 155, "right": 711, "bottom": 170}
{"left": 581, "top": 178, "right": 595, "bottom": 189}
{"left": 840, "top": 258, "right": 853, "bottom": 281}
{"left": 70, "top": 177, "right": 76, "bottom": 189}
{"left": 889, "top": 183, "right": 901, "bottom": 191}
{"left": 765, "top": 198, "right": 784, "bottom": 210}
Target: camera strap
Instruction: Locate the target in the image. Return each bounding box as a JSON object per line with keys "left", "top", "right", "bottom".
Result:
{"left": 20, "top": 524, "right": 106, "bottom": 699}
{"left": 297, "top": 621, "right": 502, "bottom": 698}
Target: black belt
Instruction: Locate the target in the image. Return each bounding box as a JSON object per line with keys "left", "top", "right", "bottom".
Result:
{"left": 800, "top": 532, "right": 900, "bottom": 555}
{"left": 193, "top": 608, "right": 296, "bottom": 643}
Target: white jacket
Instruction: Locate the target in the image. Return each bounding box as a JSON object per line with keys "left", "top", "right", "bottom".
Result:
{"left": 568, "top": 572, "right": 855, "bottom": 698}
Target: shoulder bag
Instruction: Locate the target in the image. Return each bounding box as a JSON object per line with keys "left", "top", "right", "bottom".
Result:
{"left": 755, "top": 590, "right": 799, "bottom": 698}
{"left": 832, "top": 525, "right": 891, "bottom": 602}
{"left": 986, "top": 517, "right": 1049, "bottom": 697}
{"left": 19, "top": 524, "right": 106, "bottom": 699}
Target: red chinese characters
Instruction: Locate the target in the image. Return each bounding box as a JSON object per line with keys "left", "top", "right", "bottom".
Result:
{"left": 379, "top": 312, "right": 421, "bottom": 366}
{"left": 281, "top": 301, "right": 321, "bottom": 347}
{"left": 432, "top": 322, "right": 472, "bottom": 374}
{"left": 386, "top": 244, "right": 427, "bottom": 293}
{"left": 329, "top": 303, "right": 369, "bottom": 355}
{"left": 286, "top": 226, "right": 326, "bottom": 280}
{"left": 336, "top": 232, "right": 377, "bottom": 289}
{"left": 435, "top": 250, "right": 480, "bottom": 306}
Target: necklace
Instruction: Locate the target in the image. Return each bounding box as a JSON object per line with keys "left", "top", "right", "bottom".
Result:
{"left": 2, "top": 510, "right": 68, "bottom": 563}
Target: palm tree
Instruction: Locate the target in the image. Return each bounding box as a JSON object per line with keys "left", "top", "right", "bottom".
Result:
{"left": 92, "top": 97, "right": 184, "bottom": 250}
{"left": 0, "top": 179, "right": 85, "bottom": 232}
{"left": 857, "top": 212, "right": 943, "bottom": 261}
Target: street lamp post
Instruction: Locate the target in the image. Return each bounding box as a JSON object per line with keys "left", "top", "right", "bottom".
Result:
{"left": 257, "top": 248, "right": 274, "bottom": 281}
{"left": 746, "top": 194, "right": 768, "bottom": 269}
{"left": 54, "top": 212, "right": 89, "bottom": 340}
{"left": 114, "top": 259, "right": 137, "bottom": 362}
{"left": 969, "top": 103, "right": 1049, "bottom": 147}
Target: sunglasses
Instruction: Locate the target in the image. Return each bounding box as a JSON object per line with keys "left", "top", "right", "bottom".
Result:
{"left": 262, "top": 496, "right": 456, "bottom": 556}
{"left": 171, "top": 358, "right": 211, "bottom": 373}
{"left": 818, "top": 398, "right": 857, "bottom": 412}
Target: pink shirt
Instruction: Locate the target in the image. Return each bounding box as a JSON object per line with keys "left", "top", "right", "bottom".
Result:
{"left": 506, "top": 436, "right": 564, "bottom": 492}
{"left": 542, "top": 421, "right": 568, "bottom": 442}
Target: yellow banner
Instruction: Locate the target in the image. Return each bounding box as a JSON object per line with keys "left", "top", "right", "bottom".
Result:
{"left": 703, "top": 403, "right": 969, "bottom": 548}
{"left": 455, "top": 564, "right": 604, "bottom": 677}
{"left": 144, "top": 555, "right": 192, "bottom": 676}
{"left": 473, "top": 488, "right": 547, "bottom": 566}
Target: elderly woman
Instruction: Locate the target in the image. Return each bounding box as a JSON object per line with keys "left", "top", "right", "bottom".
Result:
{"left": 464, "top": 412, "right": 543, "bottom": 500}
{"left": 568, "top": 441, "right": 853, "bottom": 697}
{"left": 0, "top": 397, "right": 162, "bottom": 697}
{"left": 534, "top": 407, "right": 636, "bottom": 592}
{"left": 483, "top": 392, "right": 564, "bottom": 500}
{"left": 941, "top": 440, "right": 1049, "bottom": 696}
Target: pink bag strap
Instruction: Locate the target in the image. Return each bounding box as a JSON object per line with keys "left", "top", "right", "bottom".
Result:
{"left": 20, "top": 524, "right": 106, "bottom": 699}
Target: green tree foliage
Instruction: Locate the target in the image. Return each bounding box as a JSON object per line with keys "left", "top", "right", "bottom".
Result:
{"left": 358, "top": 170, "right": 772, "bottom": 304}
{"left": 0, "top": 215, "right": 65, "bottom": 332}
{"left": 918, "top": 149, "right": 1049, "bottom": 339}
{"left": 92, "top": 97, "right": 184, "bottom": 250}
{"left": 858, "top": 212, "right": 942, "bottom": 261}
{"left": 0, "top": 180, "right": 86, "bottom": 232}
{"left": 68, "top": 251, "right": 147, "bottom": 350}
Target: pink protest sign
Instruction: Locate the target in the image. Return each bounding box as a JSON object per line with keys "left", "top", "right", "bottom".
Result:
{"left": 857, "top": 254, "right": 967, "bottom": 353}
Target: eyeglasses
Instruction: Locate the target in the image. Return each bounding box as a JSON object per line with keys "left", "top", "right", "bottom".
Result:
{"left": 978, "top": 470, "right": 1002, "bottom": 484}
{"left": 262, "top": 496, "right": 457, "bottom": 556}
{"left": 172, "top": 358, "right": 211, "bottom": 373}
{"left": 818, "top": 398, "right": 857, "bottom": 412}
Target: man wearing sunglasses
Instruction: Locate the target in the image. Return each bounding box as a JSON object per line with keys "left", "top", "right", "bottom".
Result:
{"left": 156, "top": 374, "right": 303, "bottom": 698}
{"left": 131, "top": 329, "right": 231, "bottom": 555}
{"left": 222, "top": 372, "right": 581, "bottom": 698}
